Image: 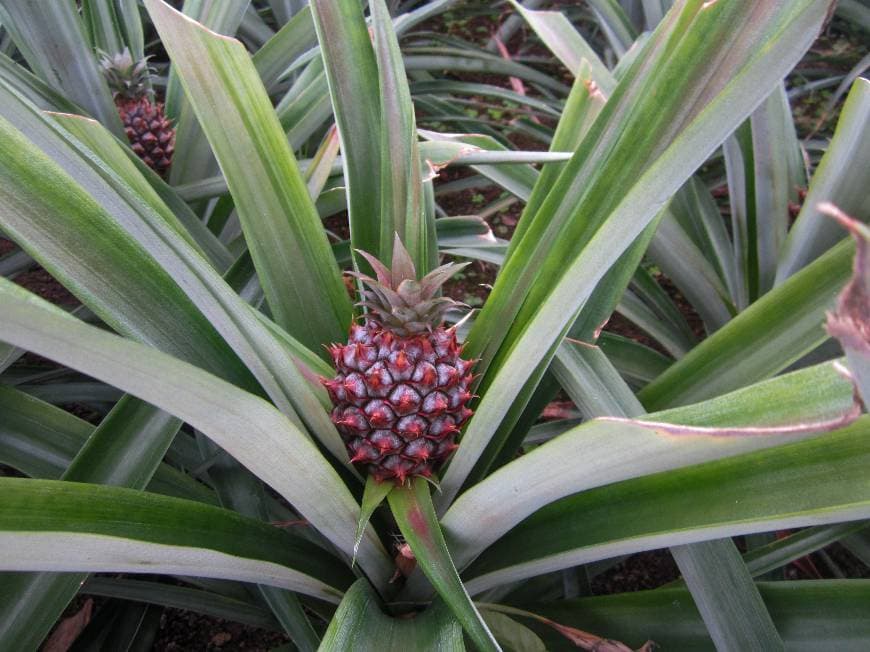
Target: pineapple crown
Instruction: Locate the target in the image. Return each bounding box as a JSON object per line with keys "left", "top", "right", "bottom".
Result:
{"left": 98, "top": 47, "right": 151, "bottom": 100}
{"left": 352, "top": 235, "right": 468, "bottom": 336}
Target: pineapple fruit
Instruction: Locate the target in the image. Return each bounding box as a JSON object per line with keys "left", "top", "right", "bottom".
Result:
{"left": 99, "top": 48, "right": 175, "bottom": 177}
{"left": 324, "top": 238, "right": 475, "bottom": 485}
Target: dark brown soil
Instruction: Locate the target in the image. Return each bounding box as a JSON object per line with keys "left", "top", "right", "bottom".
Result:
{"left": 153, "top": 610, "right": 288, "bottom": 652}
{"left": 0, "top": 237, "right": 15, "bottom": 256}
{"left": 12, "top": 268, "right": 79, "bottom": 306}
{"left": 592, "top": 551, "right": 680, "bottom": 595}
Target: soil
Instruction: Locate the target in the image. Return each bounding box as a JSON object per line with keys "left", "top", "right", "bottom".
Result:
{"left": 0, "top": 237, "right": 15, "bottom": 256}
{"left": 153, "top": 610, "right": 289, "bottom": 652}
{"left": 4, "top": 3, "right": 867, "bottom": 650}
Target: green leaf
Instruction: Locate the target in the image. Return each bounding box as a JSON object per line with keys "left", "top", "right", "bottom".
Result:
{"left": 0, "top": 83, "right": 253, "bottom": 387}
{"left": 0, "top": 384, "right": 215, "bottom": 504}
{"left": 507, "top": 0, "right": 614, "bottom": 92}
{"left": 240, "top": 4, "right": 275, "bottom": 48}
{"left": 200, "top": 438, "right": 321, "bottom": 652}
{"left": 304, "top": 124, "right": 340, "bottom": 200}
{"left": 671, "top": 541, "right": 783, "bottom": 650}
{"left": 647, "top": 205, "right": 735, "bottom": 332}
{"left": 0, "top": 384, "right": 91, "bottom": 480}
{"left": 146, "top": 0, "right": 351, "bottom": 351}
{"left": 1, "top": 329, "right": 264, "bottom": 648}
{"left": 420, "top": 131, "right": 538, "bottom": 202}
{"left": 0, "top": 51, "right": 82, "bottom": 114}
{"left": 823, "top": 205, "right": 870, "bottom": 406}
{"left": 464, "top": 417, "right": 870, "bottom": 595}
{"left": 750, "top": 84, "right": 804, "bottom": 295}
{"left": 371, "top": 0, "right": 434, "bottom": 271}
{"left": 777, "top": 78, "right": 870, "bottom": 281}
{"left": 354, "top": 477, "right": 393, "bottom": 566}
{"left": 62, "top": 396, "right": 180, "bottom": 488}
{"left": 551, "top": 341, "right": 643, "bottom": 420}
{"left": 443, "top": 360, "right": 857, "bottom": 571}
{"left": 409, "top": 81, "right": 561, "bottom": 118}
{"left": 403, "top": 49, "right": 569, "bottom": 95}
{"left": 82, "top": 577, "right": 280, "bottom": 631}
{"left": 617, "top": 276, "right": 695, "bottom": 358}
{"left": 82, "top": 0, "right": 126, "bottom": 56}
{"left": 586, "top": 0, "right": 637, "bottom": 56}
{"left": 164, "top": 0, "right": 249, "bottom": 121}
{"left": 275, "top": 58, "right": 333, "bottom": 149}
{"left": 741, "top": 522, "right": 870, "bottom": 579}
{"left": 0, "top": 478, "right": 352, "bottom": 601}
{"left": 478, "top": 603, "right": 645, "bottom": 652}
{"left": 597, "top": 333, "right": 673, "bottom": 387}
{"left": 51, "top": 112, "right": 234, "bottom": 272}
{"left": 253, "top": 5, "right": 317, "bottom": 91}
{"left": 0, "top": 279, "right": 393, "bottom": 587}
{"left": 723, "top": 84, "right": 802, "bottom": 302}
{"left": 388, "top": 479, "right": 500, "bottom": 651}
{"left": 310, "top": 0, "right": 382, "bottom": 265}
{"left": 837, "top": 0, "right": 870, "bottom": 32}
{"left": 479, "top": 609, "right": 546, "bottom": 652}
{"left": 4, "top": 439, "right": 227, "bottom": 651}
{"left": 116, "top": 0, "right": 145, "bottom": 60}
{"left": 320, "top": 580, "right": 465, "bottom": 652}
{"left": 0, "top": 0, "right": 124, "bottom": 136}
{"left": 640, "top": 238, "right": 853, "bottom": 409}
{"left": 517, "top": 581, "right": 870, "bottom": 651}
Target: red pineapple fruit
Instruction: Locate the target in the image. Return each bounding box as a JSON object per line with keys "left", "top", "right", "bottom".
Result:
{"left": 99, "top": 48, "right": 175, "bottom": 177}
{"left": 323, "top": 237, "right": 475, "bottom": 485}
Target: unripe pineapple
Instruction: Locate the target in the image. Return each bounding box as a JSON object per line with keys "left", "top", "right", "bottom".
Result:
{"left": 99, "top": 48, "right": 175, "bottom": 177}
{"left": 324, "top": 238, "right": 475, "bottom": 485}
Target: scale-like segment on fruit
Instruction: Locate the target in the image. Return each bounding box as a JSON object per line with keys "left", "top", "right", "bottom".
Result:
{"left": 323, "top": 238, "right": 475, "bottom": 485}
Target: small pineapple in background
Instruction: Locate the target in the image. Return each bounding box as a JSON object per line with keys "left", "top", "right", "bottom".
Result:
{"left": 99, "top": 48, "right": 174, "bottom": 177}
{"left": 323, "top": 237, "right": 476, "bottom": 485}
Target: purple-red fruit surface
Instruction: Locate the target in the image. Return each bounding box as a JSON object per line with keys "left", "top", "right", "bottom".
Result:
{"left": 324, "top": 322, "right": 474, "bottom": 484}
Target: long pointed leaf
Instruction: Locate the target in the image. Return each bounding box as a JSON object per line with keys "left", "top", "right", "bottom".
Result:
{"left": 464, "top": 418, "right": 870, "bottom": 595}
{"left": 516, "top": 581, "right": 870, "bottom": 651}
{"left": 389, "top": 479, "right": 500, "bottom": 651}
{"left": 146, "top": 0, "right": 350, "bottom": 351}
{"left": 310, "top": 0, "right": 382, "bottom": 265}
{"left": 640, "top": 238, "right": 852, "bottom": 409}
{"left": 0, "top": 478, "right": 352, "bottom": 602}
{"left": 777, "top": 78, "right": 870, "bottom": 281}
{"left": 445, "top": 359, "right": 857, "bottom": 570}
{"left": 371, "top": 0, "right": 434, "bottom": 271}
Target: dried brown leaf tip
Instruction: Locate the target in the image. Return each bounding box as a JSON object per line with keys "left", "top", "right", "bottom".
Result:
{"left": 542, "top": 618, "right": 654, "bottom": 652}
{"left": 820, "top": 203, "right": 870, "bottom": 357}
{"left": 479, "top": 604, "right": 654, "bottom": 652}
{"left": 820, "top": 202, "right": 870, "bottom": 408}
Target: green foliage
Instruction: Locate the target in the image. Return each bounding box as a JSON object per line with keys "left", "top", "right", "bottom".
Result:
{"left": 0, "top": 1, "right": 867, "bottom": 650}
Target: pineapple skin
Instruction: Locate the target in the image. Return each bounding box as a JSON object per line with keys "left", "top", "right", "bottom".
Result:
{"left": 117, "top": 97, "right": 175, "bottom": 178}
{"left": 325, "top": 321, "right": 474, "bottom": 485}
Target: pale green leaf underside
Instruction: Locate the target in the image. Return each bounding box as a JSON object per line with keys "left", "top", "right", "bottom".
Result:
{"left": 0, "top": 478, "right": 351, "bottom": 603}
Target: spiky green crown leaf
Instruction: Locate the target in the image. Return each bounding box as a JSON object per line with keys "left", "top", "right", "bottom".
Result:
{"left": 352, "top": 235, "right": 468, "bottom": 336}
{"left": 98, "top": 47, "right": 151, "bottom": 101}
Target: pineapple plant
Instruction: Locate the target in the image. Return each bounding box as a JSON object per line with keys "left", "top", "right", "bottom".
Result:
{"left": 99, "top": 48, "right": 175, "bottom": 177}
{"left": 324, "top": 238, "right": 475, "bottom": 484}
{"left": 1, "top": 0, "right": 868, "bottom": 650}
